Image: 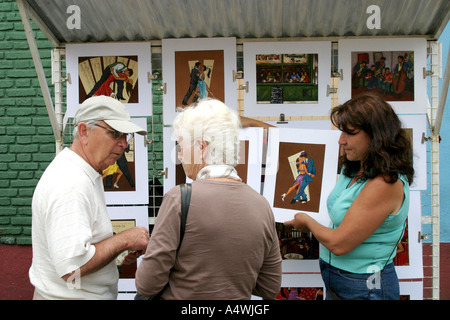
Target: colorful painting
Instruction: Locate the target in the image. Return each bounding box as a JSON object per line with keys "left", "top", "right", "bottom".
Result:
{"left": 274, "top": 142, "right": 325, "bottom": 213}
{"left": 274, "top": 287, "right": 324, "bottom": 300}
{"left": 66, "top": 42, "right": 152, "bottom": 117}
{"left": 162, "top": 38, "right": 237, "bottom": 124}
{"left": 276, "top": 223, "right": 319, "bottom": 261}
{"left": 78, "top": 56, "right": 138, "bottom": 104}
{"left": 102, "top": 135, "right": 136, "bottom": 192}
{"left": 243, "top": 41, "right": 331, "bottom": 117}
{"left": 264, "top": 128, "right": 340, "bottom": 226}
{"left": 338, "top": 38, "right": 427, "bottom": 114}
{"left": 256, "top": 53, "right": 318, "bottom": 104}
{"left": 351, "top": 51, "right": 415, "bottom": 101}
{"left": 175, "top": 50, "right": 224, "bottom": 107}
{"left": 104, "top": 118, "right": 149, "bottom": 205}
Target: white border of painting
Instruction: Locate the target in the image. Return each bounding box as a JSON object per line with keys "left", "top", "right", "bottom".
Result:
{"left": 282, "top": 259, "right": 321, "bottom": 274}
{"left": 399, "top": 281, "right": 423, "bottom": 300}
{"left": 243, "top": 41, "right": 332, "bottom": 117}
{"left": 338, "top": 38, "right": 427, "bottom": 114}
{"left": 162, "top": 126, "right": 178, "bottom": 195}
{"left": 162, "top": 37, "right": 237, "bottom": 124}
{"left": 281, "top": 273, "right": 325, "bottom": 290}
{"left": 265, "top": 120, "right": 332, "bottom": 130}
{"left": 65, "top": 42, "right": 153, "bottom": 117}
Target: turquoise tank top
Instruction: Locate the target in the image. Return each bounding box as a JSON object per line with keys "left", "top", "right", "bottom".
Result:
{"left": 319, "top": 170, "right": 410, "bottom": 274}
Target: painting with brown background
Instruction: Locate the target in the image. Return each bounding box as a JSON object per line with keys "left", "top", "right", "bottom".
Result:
{"left": 175, "top": 50, "right": 225, "bottom": 108}
{"left": 273, "top": 142, "right": 325, "bottom": 213}
{"left": 78, "top": 55, "right": 139, "bottom": 104}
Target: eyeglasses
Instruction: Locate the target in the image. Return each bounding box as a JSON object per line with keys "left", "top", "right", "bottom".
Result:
{"left": 94, "top": 124, "right": 131, "bottom": 141}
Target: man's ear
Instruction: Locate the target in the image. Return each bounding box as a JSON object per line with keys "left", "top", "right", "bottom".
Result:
{"left": 77, "top": 122, "right": 90, "bottom": 143}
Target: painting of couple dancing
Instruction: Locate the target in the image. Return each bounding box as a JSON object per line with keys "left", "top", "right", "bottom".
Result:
{"left": 273, "top": 142, "right": 325, "bottom": 213}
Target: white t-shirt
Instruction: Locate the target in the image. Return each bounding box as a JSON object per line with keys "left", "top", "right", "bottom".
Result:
{"left": 29, "top": 148, "right": 119, "bottom": 299}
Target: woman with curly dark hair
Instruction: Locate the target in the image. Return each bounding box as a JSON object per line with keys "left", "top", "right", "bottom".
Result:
{"left": 285, "top": 92, "right": 414, "bottom": 300}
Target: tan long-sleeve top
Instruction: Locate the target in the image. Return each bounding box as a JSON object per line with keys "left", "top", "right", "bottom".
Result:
{"left": 135, "top": 179, "right": 282, "bottom": 300}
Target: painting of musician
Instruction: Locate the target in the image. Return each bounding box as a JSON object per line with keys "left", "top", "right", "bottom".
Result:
{"left": 351, "top": 51, "right": 414, "bottom": 101}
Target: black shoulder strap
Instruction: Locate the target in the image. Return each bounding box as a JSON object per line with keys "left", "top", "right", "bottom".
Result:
{"left": 134, "top": 183, "right": 191, "bottom": 301}
{"left": 177, "top": 183, "right": 191, "bottom": 252}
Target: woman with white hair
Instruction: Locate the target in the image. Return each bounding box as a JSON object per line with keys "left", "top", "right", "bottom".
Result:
{"left": 136, "top": 99, "right": 282, "bottom": 300}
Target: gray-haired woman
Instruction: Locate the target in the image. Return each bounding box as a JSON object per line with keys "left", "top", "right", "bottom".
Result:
{"left": 136, "top": 99, "right": 281, "bottom": 300}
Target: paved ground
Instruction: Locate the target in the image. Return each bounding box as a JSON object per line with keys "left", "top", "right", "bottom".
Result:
{"left": 0, "top": 245, "right": 34, "bottom": 300}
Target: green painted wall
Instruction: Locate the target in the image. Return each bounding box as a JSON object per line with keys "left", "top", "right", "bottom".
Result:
{"left": 0, "top": 0, "right": 163, "bottom": 244}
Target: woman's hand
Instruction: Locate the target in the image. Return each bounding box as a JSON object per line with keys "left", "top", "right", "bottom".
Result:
{"left": 284, "top": 212, "right": 312, "bottom": 233}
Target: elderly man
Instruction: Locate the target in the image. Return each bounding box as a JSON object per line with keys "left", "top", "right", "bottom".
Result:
{"left": 29, "top": 96, "right": 149, "bottom": 300}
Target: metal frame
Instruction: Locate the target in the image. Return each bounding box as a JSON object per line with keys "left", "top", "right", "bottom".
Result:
{"left": 423, "top": 40, "right": 446, "bottom": 300}
{"left": 16, "top": 0, "right": 65, "bottom": 153}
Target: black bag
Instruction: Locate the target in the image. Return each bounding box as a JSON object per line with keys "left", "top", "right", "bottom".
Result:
{"left": 134, "top": 183, "right": 192, "bottom": 300}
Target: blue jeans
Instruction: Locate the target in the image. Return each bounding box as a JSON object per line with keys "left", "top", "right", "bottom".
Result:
{"left": 319, "top": 259, "right": 400, "bottom": 300}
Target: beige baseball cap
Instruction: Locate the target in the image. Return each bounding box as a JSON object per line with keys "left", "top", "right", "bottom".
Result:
{"left": 74, "top": 96, "right": 147, "bottom": 135}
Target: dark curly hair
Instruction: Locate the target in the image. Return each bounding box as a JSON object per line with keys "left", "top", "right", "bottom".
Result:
{"left": 330, "top": 92, "right": 414, "bottom": 185}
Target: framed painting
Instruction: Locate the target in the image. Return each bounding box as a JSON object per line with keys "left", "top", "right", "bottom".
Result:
{"left": 161, "top": 37, "right": 237, "bottom": 124}
{"left": 104, "top": 118, "right": 149, "bottom": 205}
{"left": 66, "top": 42, "right": 152, "bottom": 117}
{"left": 398, "top": 114, "right": 428, "bottom": 190}
{"left": 163, "top": 126, "right": 265, "bottom": 194}
{"left": 243, "top": 41, "right": 332, "bottom": 117}
{"left": 338, "top": 38, "right": 427, "bottom": 114}
{"left": 107, "top": 206, "right": 148, "bottom": 292}
{"left": 264, "top": 128, "right": 340, "bottom": 227}
{"left": 395, "top": 191, "right": 423, "bottom": 279}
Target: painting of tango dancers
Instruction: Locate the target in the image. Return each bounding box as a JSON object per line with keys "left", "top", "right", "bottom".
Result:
{"left": 351, "top": 51, "right": 415, "bottom": 101}
{"left": 78, "top": 55, "right": 138, "bottom": 104}
{"left": 273, "top": 142, "right": 325, "bottom": 213}
{"left": 66, "top": 42, "right": 153, "bottom": 117}
{"left": 175, "top": 50, "right": 225, "bottom": 107}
